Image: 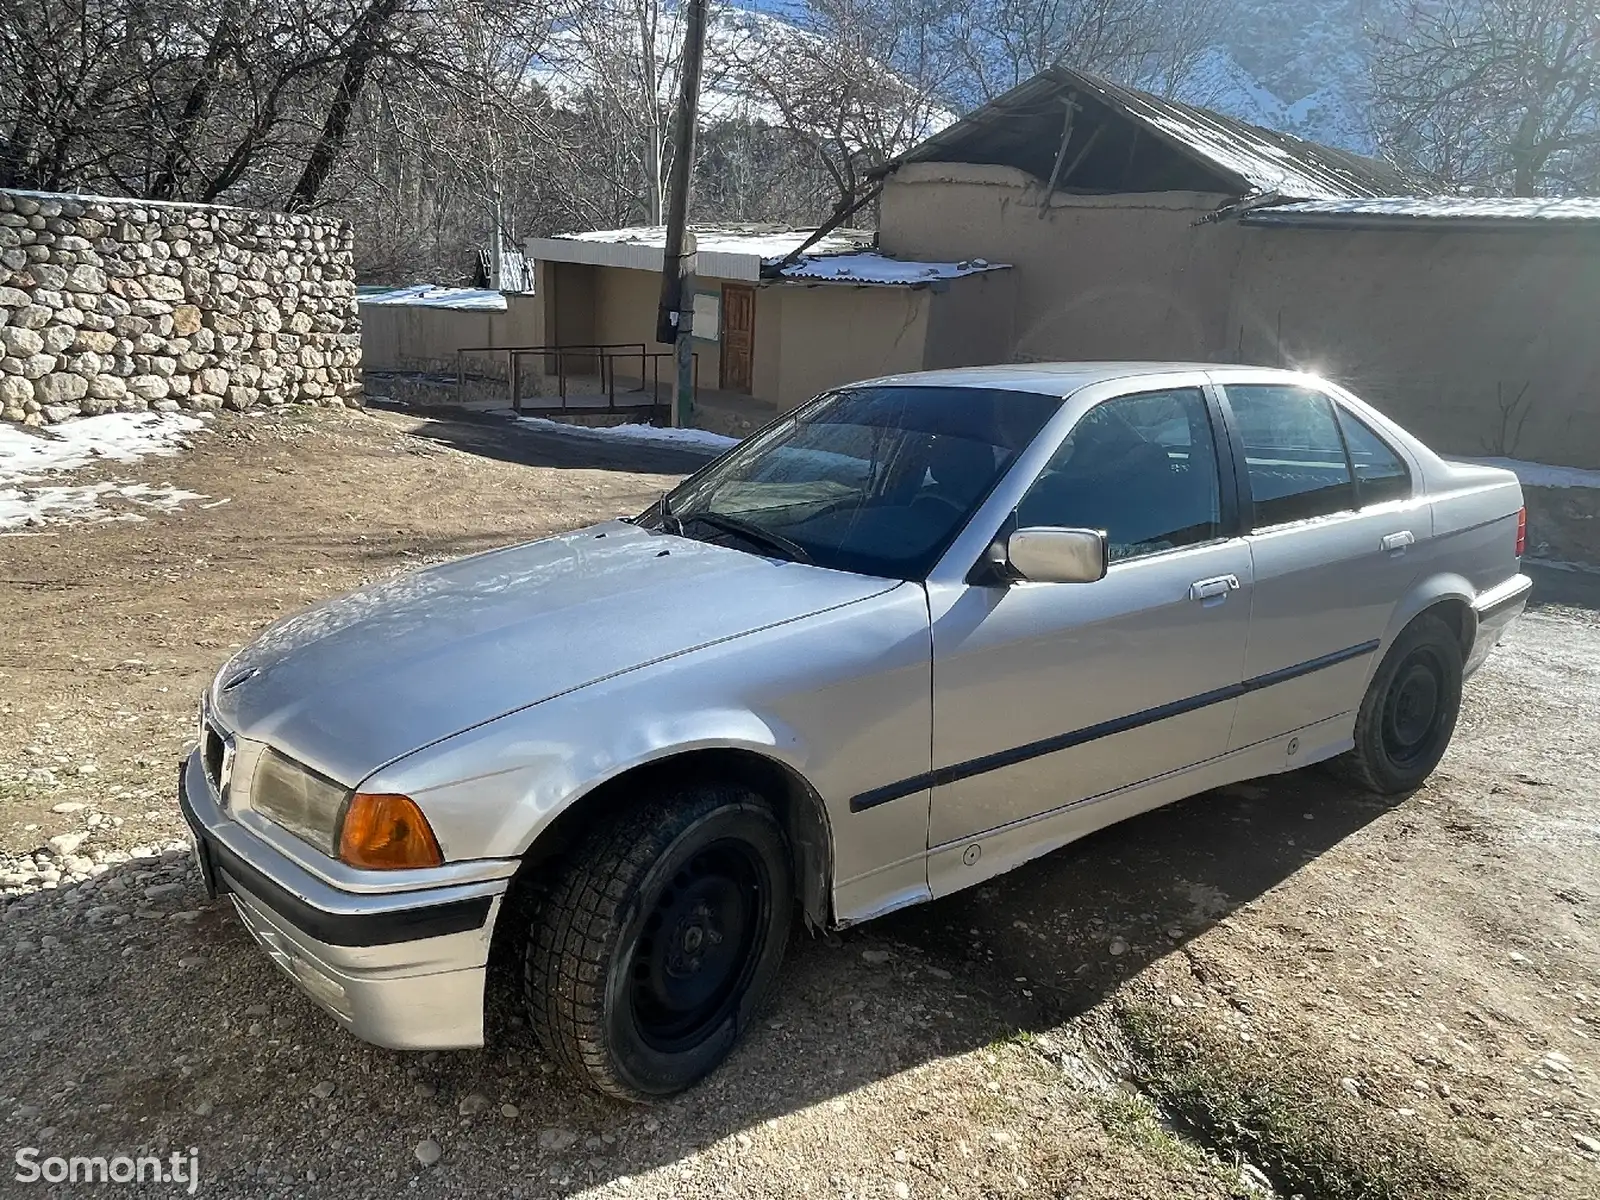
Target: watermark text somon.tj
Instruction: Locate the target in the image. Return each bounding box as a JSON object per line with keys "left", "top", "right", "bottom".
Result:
{"left": 15, "top": 1147, "right": 200, "bottom": 1193}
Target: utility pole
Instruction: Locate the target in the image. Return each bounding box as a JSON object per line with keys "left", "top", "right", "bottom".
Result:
{"left": 655, "top": 0, "right": 708, "bottom": 429}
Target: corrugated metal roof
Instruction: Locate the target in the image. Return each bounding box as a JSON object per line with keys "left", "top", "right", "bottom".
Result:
{"left": 876, "top": 65, "right": 1414, "bottom": 201}
{"left": 1241, "top": 195, "right": 1600, "bottom": 227}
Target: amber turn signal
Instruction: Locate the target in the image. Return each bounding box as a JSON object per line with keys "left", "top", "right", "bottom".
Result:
{"left": 338, "top": 792, "right": 444, "bottom": 870}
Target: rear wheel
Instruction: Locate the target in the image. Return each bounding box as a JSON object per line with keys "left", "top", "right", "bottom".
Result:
{"left": 523, "top": 784, "right": 793, "bottom": 1101}
{"left": 1335, "top": 613, "right": 1463, "bottom": 795}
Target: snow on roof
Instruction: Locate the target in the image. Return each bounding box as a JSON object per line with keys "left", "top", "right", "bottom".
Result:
{"left": 527, "top": 225, "right": 874, "bottom": 281}
{"left": 561, "top": 224, "right": 873, "bottom": 257}
{"left": 1104, "top": 79, "right": 1404, "bottom": 200}
{"left": 357, "top": 285, "right": 509, "bottom": 311}
{"left": 1242, "top": 195, "right": 1600, "bottom": 227}
{"left": 778, "top": 252, "right": 1010, "bottom": 286}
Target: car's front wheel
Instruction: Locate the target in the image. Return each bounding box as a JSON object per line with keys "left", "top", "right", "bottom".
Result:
{"left": 1335, "top": 612, "right": 1464, "bottom": 795}
{"left": 524, "top": 783, "right": 793, "bottom": 1100}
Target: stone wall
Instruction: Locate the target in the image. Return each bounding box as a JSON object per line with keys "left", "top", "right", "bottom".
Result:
{"left": 0, "top": 189, "right": 361, "bottom": 426}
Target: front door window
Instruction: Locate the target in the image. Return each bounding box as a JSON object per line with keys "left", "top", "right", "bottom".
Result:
{"left": 1015, "top": 386, "right": 1223, "bottom": 561}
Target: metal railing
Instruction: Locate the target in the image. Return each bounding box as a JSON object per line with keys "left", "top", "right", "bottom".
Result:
{"left": 455, "top": 342, "right": 637, "bottom": 395}
{"left": 454, "top": 342, "right": 696, "bottom": 422}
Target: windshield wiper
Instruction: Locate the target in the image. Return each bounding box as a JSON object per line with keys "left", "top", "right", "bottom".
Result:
{"left": 683, "top": 511, "right": 813, "bottom": 564}
{"left": 659, "top": 491, "right": 684, "bottom": 536}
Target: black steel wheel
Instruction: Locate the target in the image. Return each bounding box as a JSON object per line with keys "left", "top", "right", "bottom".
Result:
{"left": 1336, "top": 612, "right": 1464, "bottom": 795}
{"left": 524, "top": 784, "right": 793, "bottom": 1101}
{"left": 628, "top": 838, "right": 772, "bottom": 1053}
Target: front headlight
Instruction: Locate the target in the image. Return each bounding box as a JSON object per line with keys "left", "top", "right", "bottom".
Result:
{"left": 252, "top": 749, "right": 348, "bottom": 856}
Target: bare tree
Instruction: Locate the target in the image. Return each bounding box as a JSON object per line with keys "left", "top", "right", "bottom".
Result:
{"left": 724, "top": 0, "right": 958, "bottom": 206}
{"left": 1372, "top": 0, "right": 1600, "bottom": 195}
{"left": 958, "top": 0, "right": 1223, "bottom": 103}
{"left": 0, "top": 0, "right": 148, "bottom": 190}
{"left": 0, "top": 0, "right": 1241, "bottom": 287}
{"left": 288, "top": 0, "right": 409, "bottom": 212}
{"left": 539, "top": 0, "right": 722, "bottom": 223}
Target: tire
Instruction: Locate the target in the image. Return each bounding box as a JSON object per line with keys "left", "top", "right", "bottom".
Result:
{"left": 523, "top": 784, "right": 793, "bottom": 1101}
{"left": 1335, "top": 612, "right": 1464, "bottom": 796}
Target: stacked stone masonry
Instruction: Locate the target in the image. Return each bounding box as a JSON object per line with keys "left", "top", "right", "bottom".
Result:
{"left": 0, "top": 188, "right": 361, "bottom": 426}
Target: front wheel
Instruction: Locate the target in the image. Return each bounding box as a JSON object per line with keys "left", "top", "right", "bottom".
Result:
{"left": 524, "top": 784, "right": 793, "bottom": 1101}
{"left": 1335, "top": 612, "right": 1464, "bottom": 795}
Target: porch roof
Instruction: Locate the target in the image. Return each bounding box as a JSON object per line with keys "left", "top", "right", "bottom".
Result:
{"left": 526, "top": 224, "right": 874, "bottom": 282}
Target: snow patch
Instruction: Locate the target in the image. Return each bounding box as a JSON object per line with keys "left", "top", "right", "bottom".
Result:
{"left": 1177, "top": 46, "right": 1290, "bottom": 130}
{"left": 1455, "top": 458, "right": 1600, "bottom": 491}
{"left": 0, "top": 412, "right": 204, "bottom": 481}
{"left": 0, "top": 411, "right": 208, "bottom": 530}
{"left": 1, "top": 187, "right": 245, "bottom": 213}
{"left": 1172, "top": 43, "right": 1376, "bottom": 158}
{"left": 518, "top": 416, "right": 736, "bottom": 451}
{"left": 0, "top": 482, "right": 207, "bottom": 530}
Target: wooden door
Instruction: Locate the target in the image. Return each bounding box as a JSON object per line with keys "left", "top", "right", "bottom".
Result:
{"left": 720, "top": 283, "right": 755, "bottom": 394}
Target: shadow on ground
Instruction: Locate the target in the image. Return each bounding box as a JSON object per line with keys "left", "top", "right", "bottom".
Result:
{"left": 1526, "top": 560, "right": 1600, "bottom": 612}
{"left": 2, "top": 558, "right": 1588, "bottom": 1195}
{"left": 0, "top": 762, "right": 1403, "bottom": 1196}
{"left": 369, "top": 403, "right": 721, "bottom": 479}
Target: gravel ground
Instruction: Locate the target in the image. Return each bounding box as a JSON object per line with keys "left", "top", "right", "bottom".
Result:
{"left": 0, "top": 409, "right": 1596, "bottom": 1199}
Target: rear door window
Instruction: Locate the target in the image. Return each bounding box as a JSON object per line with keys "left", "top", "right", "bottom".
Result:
{"left": 1225, "top": 384, "right": 1356, "bottom": 528}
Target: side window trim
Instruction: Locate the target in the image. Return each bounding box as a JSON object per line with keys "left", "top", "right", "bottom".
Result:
{"left": 1328, "top": 391, "right": 1362, "bottom": 510}
{"left": 1202, "top": 381, "right": 1249, "bottom": 539}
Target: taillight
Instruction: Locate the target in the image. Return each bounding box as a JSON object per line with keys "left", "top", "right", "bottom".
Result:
{"left": 1515, "top": 506, "right": 1527, "bottom": 557}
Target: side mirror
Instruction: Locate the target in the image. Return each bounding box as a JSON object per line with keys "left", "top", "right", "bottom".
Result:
{"left": 1003, "top": 527, "right": 1108, "bottom": 584}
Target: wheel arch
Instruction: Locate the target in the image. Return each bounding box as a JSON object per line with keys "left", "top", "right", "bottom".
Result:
{"left": 1380, "top": 573, "right": 1479, "bottom": 667}
{"left": 502, "top": 746, "right": 836, "bottom": 940}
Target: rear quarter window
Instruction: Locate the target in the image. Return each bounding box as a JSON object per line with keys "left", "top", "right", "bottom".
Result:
{"left": 1336, "top": 408, "right": 1412, "bottom": 507}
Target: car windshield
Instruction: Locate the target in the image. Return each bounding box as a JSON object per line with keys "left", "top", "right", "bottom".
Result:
{"left": 641, "top": 386, "right": 1062, "bottom": 579}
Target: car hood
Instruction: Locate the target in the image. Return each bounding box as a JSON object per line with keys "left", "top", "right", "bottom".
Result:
{"left": 209, "top": 520, "right": 899, "bottom": 784}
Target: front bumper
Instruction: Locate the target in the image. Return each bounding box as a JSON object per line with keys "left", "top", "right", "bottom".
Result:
{"left": 178, "top": 751, "right": 509, "bottom": 1049}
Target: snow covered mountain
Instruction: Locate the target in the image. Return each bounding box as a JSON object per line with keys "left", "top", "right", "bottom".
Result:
{"left": 537, "top": 0, "right": 1385, "bottom": 159}
{"left": 1175, "top": 42, "right": 1377, "bottom": 155}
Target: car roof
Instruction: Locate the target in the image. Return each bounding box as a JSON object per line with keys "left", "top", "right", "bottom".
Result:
{"left": 856, "top": 362, "right": 1311, "bottom": 396}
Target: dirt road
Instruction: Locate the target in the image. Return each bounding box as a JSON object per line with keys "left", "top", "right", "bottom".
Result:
{"left": 0, "top": 409, "right": 1595, "bottom": 1199}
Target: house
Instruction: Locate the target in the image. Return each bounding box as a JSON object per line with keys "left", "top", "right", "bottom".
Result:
{"left": 869, "top": 65, "right": 1600, "bottom": 467}
{"left": 522, "top": 224, "right": 1013, "bottom": 426}
{"left": 356, "top": 63, "right": 1598, "bottom": 464}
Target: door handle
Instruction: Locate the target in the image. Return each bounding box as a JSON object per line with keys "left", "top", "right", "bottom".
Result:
{"left": 1189, "top": 575, "right": 1241, "bottom": 601}
{"left": 1381, "top": 530, "right": 1415, "bottom": 553}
